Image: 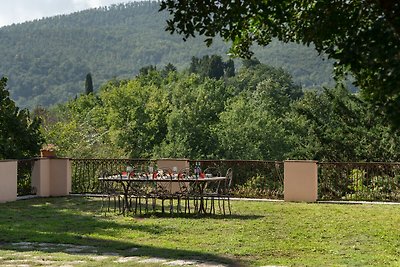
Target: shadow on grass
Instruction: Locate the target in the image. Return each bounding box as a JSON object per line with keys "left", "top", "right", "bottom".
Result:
{"left": 98, "top": 195, "right": 262, "bottom": 220}
{"left": 133, "top": 211, "right": 262, "bottom": 220}
{"left": 0, "top": 197, "right": 248, "bottom": 266}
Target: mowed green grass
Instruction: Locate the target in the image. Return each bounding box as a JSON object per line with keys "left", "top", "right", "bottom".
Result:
{"left": 0, "top": 197, "right": 400, "bottom": 266}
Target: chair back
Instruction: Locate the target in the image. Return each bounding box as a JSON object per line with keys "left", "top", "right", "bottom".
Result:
{"left": 225, "top": 168, "right": 233, "bottom": 193}
{"left": 204, "top": 167, "right": 222, "bottom": 177}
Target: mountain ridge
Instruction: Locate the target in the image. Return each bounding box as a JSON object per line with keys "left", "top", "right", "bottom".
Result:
{"left": 0, "top": 1, "right": 335, "bottom": 109}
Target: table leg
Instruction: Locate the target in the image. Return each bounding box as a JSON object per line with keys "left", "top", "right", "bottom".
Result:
{"left": 196, "top": 182, "right": 208, "bottom": 214}
{"left": 121, "top": 182, "right": 130, "bottom": 215}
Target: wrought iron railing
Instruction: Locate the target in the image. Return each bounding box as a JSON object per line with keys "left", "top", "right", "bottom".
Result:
{"left": 17, "top": 159, "right": 38, "bottom": 196}
{"left": 189, "top": 160, "right": 284, "bottom": 199}
{"left": 318, "top": 162, "right": 400, "bottom": 201}
{"left": 69, "top": 158, "right": 400, "bottom": 201}
{"left": 70, "top": 158, "right": 154, "bottom": 194}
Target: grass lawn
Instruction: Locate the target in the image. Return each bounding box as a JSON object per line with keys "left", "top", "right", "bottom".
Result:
{"left": 0, "top": 197, "right": 400, "bottom": 266}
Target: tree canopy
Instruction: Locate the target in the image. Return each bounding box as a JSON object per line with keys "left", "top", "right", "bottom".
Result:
{"left": 85, "top": 73, "right": 94, "bottom": 95}
{"left": 0, "top": 77, "right": 43, "bottom": 159}
{"left": 42, "top": 59, "right": 400, "bottom": 162}
{"left": 160, "top": 0, "right": 400, "bottom": 126}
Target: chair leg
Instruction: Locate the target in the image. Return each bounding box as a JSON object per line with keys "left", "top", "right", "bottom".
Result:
{"left": 193, "top": 197, "right": 198, "bottom": 213}
{"left": 170, "top": 197, "right": 174, "bottom": 214}
{"left": 145, "top": 197, "right": 149, "bottom": 213}
{"left": 161, "top": 198, "right": 165, "bottom": 213}
{"left": 120, "top": 195, "right": 125, "bottom": 214}
{"left": 217, "top": 197, "right": 222, "bottom": 214}
{"left": 120, "top": 195, "right": 125, "bottom": 215}
{"left": 210, "top": 197, "right": 215, "bottom": 214}
{"left": 101, "top": 194, "right": 108, "bottom": 214}
{"left": 184, "top": 196, "right": 190, "bottom": 214}
{"left": 152, "top": 197, "right": 156, "bottom": 212}
{"left": 127, "top": 195, "right": 132, "bottom": 213}
{"left": 222, "top": 197, "right": 226, "bottom": 216}
{"left": 140, "top": 196, "right": 143, "bottom": 214}
{"left": 176, "top": 197, "right": 181, "bottom": 213}
{"left": 227, "top": 196, "right": 231, "bottom": 215}
{"left": 107, "top": 196, "right": 111, "bottom": 212}
{"left": 134, "top": 197, "right": 138, "bottom": 214}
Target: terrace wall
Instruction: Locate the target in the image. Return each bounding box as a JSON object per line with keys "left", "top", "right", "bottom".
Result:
{"left": 3, "top": 157, "right": 400, "bottom": 203}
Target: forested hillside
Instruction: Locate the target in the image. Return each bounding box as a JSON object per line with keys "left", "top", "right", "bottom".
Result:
{"left": 0, "top": 1, "right": 335, "bottom": 109}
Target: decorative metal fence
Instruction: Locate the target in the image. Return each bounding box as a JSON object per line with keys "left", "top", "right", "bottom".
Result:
{"left": 17, "top": 159, "right": 37, "bottom": 196}
{"left": 189, "top": 160, "right": 284, "bottom": 199}
{"left": 318, "top": 162, "right": 400, "bottom": 201}
{"left": 70, "top": 158, "right": 154, "bottom": 194}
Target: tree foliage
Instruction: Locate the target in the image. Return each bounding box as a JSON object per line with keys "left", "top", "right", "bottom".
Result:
{"left": 42, "top": 60, "right": 400, "bottom": 162}
{"left": 160, "top": 0, "right": 400, "bottom": 126}
{"left": 289, "top": 86, "right": 400, "bottom": 162}
{"left": 85, "top": 73, "right": 94, "bottom": 95}
{"left": 0, "top": 77, "right": 43, "bottom": 159}
{"left": 189, "top": 55, "right": 234, "bottom": 79}
{"left": 157, "top": 74, "right": 230, "bottom": 158}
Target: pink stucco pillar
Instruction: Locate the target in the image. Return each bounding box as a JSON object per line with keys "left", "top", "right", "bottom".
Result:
{"left": 32, "top": 158, "right": 71, "bottom": 197}
{"left": 0, "top": 160, "right": 17, "bottom": 203}
{"left": 284, "top": 160, "right": 318, "bottom": 202}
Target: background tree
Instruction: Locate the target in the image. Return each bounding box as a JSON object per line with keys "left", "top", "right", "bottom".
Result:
{"left": 160, "top": 0, "right": 400, "bottom": 126}
{"left": 224, "top": 59, "right": 235, "bottom": 78}
{"left": 139, "top": 65, "right": 157, "bottom": 76}
{"left": 161, "top": 63, "right": 177, "bottom": 77}
{"left": 215, "top": 95, "right": 289, "bottom": 160}
{"left": 0, "top": 77, "right": 43, "bottom": 159}
{"left": 85, "top": 73, "right": 94, "bottom": 95}
{"left": 287, "top": 86, "right": 400, "bottom": 162}
{"left": 242, "top": 58, "right": 261, "bottom": 69}
{"left": 156, "top": 74, "right": 230, "bottom": 158}
{"left": 227, "top": 61, "right": 299, "bottom": 95}
{"left": 43, "top": 93, "right": 120, "bottom": 158}
{"left": 43, "top": 60, "right": 400, "bottom": 161}
{"left": 216, "top": 68, "right": 302, "bottom": 160}
{"left": 189, "top": 55, "right": 235, "bottom": 79}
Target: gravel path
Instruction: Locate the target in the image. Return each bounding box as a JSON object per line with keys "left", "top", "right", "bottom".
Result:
{"left": 0, "top": 242, "right": 230, "bottom": 267}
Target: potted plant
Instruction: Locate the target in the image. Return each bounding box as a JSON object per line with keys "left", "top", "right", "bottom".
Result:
{"left": 40, "top": 144, "right": 57, "bottom": 158}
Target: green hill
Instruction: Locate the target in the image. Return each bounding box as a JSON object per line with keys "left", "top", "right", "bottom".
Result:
{"left": 0, "top": 1, "right": 335, "bottom": 109}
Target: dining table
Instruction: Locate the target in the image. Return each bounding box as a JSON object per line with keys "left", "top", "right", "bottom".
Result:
{"left": 98, "top": 172, "right": 228, "bottom": 215}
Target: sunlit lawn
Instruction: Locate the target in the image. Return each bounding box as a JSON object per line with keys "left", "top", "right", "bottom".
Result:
{"left": 0, "top": 197, "right": 400, "bottom": 266}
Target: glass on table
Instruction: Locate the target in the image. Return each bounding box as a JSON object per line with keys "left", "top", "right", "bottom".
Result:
{"left": 126, "top": 166, "right": 134, "bottom": 172}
